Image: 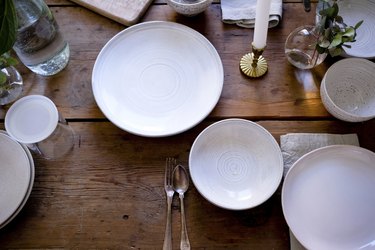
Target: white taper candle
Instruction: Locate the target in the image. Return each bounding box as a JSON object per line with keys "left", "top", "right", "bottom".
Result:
{"left": 253, "top": 0, "right": 272, "bottom": 48}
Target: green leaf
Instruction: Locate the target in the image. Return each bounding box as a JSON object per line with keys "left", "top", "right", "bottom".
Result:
{"left": 0, "top": 0, "right": 18, "bottom": 55}
{"left": 335, "top": 15, "right": 343, "bottom": 24}
{"left": 329, "top": 47, "right": 343, "bottom": 57}
{"left": 355, "top": 20, "right": 363, "bottom": 29}
{"left": 343, "top": 27, "right": 355, "bottom": 37}
{"left": 319, "top": 39, "right": 331, "bottom": 48}
{"left": 0, "top": 71, "right": 6, "bottom": 85}
{"left": 329, "top": 33, "right": 343, "bottom": 48}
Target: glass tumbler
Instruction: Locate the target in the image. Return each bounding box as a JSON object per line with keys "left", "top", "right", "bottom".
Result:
{"left": 5, "top": 95, "right": 75, "bottom": 159}
{"left": 13, "top": 0, "right": 70, "bottom": 76}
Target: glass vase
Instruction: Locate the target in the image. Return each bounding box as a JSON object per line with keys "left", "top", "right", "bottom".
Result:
{"left": 0, "top": 67, "right": 23, "bottom": 105}
{"left": 12, "top": 0, "right": 70, "bottom": 76}
{"left": 284, "top": 25, "right": 327, "bottom": 69}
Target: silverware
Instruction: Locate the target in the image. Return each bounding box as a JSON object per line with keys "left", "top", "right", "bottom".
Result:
{"left": 303, "top": 0, "right": 311, "bottom": 12}
{"left": 163, "top": 158, "right": 176, "bottom": 250}
{"left": 172, "top": 164, "right": 191, "bottom": 250}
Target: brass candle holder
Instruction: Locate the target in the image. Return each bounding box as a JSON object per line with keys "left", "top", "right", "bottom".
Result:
{"left": 240, "top": 44, "right": 268, "bottom": 78}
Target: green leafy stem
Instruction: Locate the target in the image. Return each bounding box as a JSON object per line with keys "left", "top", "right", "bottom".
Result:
{"left": 315, "top": 0, "right": 363, "bottom": 57}
{"left": 0, "top": 0, "right": 18, "bottom": 85}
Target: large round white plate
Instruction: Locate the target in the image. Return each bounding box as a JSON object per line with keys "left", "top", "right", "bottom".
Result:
{"left": 92, "top": 21, "right": 224, "bottom": 137}
{"left": 0, "top": 132, "right": 32, "bottom": 227}
{"left": 189, "top": 119, "right": 283, "bottom": 210}
{"left": 282, "top": 145, "right": 375, "bottom": 250}
{"left": 0, "top": 131, "right": 34, "bottom": 229}
{"left": 339, "top": 0, "right": 375, "bottom": 58}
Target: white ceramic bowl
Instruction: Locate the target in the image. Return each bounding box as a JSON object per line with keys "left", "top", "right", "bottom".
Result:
{"left": 320, "top": 58, "right": 375, "bottom": 122}
{"left": 189, "top": 119, "right": 283, "bottom": 210}
{"left": 166, "top": 0, "right": 213, "bottom": 16}
{"left": 282, "top": 145, "right": 375, "bottom": 250}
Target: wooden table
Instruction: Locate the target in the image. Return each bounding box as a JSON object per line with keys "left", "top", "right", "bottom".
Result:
{"left": 1, "top": 1, "right": 375, "bottom": 249}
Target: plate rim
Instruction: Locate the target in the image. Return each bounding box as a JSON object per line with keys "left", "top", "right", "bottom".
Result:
{"left": 0, "top": 131, "right": 32, "bottom": 227}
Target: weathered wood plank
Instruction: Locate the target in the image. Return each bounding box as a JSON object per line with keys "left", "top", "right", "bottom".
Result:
{"left": 0, "top": 120, "right": 374, "bottom": 248}
{"left": 1, "top": 3, "right": 335, "bottom": 121}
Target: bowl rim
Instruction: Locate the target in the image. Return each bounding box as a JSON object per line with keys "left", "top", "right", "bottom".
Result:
{"left": 168, "top": 0, "right": 212, "bottom": 6}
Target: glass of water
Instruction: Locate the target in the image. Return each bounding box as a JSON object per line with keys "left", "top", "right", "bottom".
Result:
{"left": 5, "top": 95, "right": 75, "bottom": 159}
{"left": 13, "top": 0, "right": 70, "bottom": 76}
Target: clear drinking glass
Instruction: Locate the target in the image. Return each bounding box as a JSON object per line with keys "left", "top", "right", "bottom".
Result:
{"left": 5, "top": 95, "right": 75, "bottom": 159}
{"left": 0, "top": 66, "right": 23, "bottom": 105}
{"left": 13, "top": 0, "right": 70, "bottom": 76}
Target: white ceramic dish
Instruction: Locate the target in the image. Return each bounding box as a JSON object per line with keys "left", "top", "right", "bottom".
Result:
{"left": 338, "top": 0, "right": 375, "bottom": 58}
{"left": 320, "top": 58, "right": 375, "bottom": 122}
{"left": 0, "top": 131, "right": 35, "bottom": 229}
{"left": 92, "top": 21, "right": 223, "bottom": 137}
{"left": 189, "top": 119, "right": 283, "bottom": 210}
{"left": 166, "top": 0, "right": 213, "bottom": 16}
{"left": 0, "top": 131, "right": 33, "bottom": 228}
{"left": 282, "top": 145, "right": 375, "bottom": 250}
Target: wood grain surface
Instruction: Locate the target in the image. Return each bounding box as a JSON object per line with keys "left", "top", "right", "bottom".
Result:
{"left": 1, "top": 1, "right": 375, "bottom": 249}
{"left": 1, "top": 120, "right": 374, "bottom": 249}
{"left": 0, "top": 2, "right": 331, "bottom": 120}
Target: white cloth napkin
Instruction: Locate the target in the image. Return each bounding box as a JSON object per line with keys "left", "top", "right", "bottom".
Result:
{"left": 280, "top": 133, "right": 360, "bottom": 250}
{"left": 221, "top": 0, "right": 283, "bottom": 28}
{"left": 281, "top": 133, "right": 359, "bottom": 177}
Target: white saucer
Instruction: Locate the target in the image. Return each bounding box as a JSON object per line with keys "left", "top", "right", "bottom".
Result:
{"left": 92, "top": 21, "right": 224, "bottom": 137}
{"left": 0, "top": 131, "right": 34, "bottom": 229}
{"left": 282, "top": 145, "right": 375, "bottom": 250}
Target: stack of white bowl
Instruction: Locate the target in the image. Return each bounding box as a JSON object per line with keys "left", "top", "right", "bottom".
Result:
{"left": 0, "top": 130, "right": 35, "bottom": 229}
{"left": 320, "top": 58, "right": 375, "bottom": 122}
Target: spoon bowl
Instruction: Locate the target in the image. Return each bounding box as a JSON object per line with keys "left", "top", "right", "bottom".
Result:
{"left": 173, "top": 164, "right": 189, "bottom": 195}
{"left": 172, "top": 164, "right": 191, "bottom": 250}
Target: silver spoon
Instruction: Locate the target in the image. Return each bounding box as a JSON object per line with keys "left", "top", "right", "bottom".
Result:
{"left": 172, "top": 164, "right": 191, "bottom": 250}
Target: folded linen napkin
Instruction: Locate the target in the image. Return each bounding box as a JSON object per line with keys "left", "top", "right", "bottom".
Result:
{"left": 221, "top": 0, "right": 283, "bottom": 28}
{"left": 280, "top": 133, "right": 360, "bottom": 250}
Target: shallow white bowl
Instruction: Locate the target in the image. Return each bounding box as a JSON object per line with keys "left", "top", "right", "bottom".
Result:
{"left": 189, "top": 119, "right": 283, "bottom": 210}
{"left": 320, "top": 58, "right": 375, "bottom": 122}
{"left": 282, "top": 145, "right": 375, "bottom": 250}
{"left": 166, "top": 0, "right": 213, "bottom": 16}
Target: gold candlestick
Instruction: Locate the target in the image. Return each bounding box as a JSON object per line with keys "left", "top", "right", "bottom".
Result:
{"left": 240, "top": 44, "right": 268, "bottom": 78}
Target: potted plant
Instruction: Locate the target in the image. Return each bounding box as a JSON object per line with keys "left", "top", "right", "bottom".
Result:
{"left": 285, "top": 0, "right": 363, "bottom": 69}
{"left": 0, "top": 0, "right": 23, "bottom": 105}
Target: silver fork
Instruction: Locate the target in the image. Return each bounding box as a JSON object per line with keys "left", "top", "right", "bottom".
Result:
{"left": 163, "top": 157, "right": 176, "bottom": 250}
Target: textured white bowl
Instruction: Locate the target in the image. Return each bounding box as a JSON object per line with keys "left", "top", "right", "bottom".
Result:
{"left": 166, "top": 0, "right": 213, "bottom": 16}
{"left": 320, "top": 58, "right": 375, "bottom": 122}
{"left": 189, "top": 119, "right": 283, "bottom": 210}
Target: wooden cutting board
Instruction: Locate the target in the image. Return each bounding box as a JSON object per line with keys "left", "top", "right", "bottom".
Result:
{"left": 70, "top": 0, "right": 154, "bottom": 26}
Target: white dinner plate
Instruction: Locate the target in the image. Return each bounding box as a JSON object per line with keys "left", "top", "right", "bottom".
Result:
{"left": 92, "top": 21, "right": 224, "bottom": 137}
{"left": 189, "top": 119, "right": 283, "bottom": 210}
{"left": 0, "top": 131, "right": 32, "bottom": 228}
{"left": 0, "top": 131, "right": 35, "bottom": 229}
{"left": 282, "top": 145, "right": 375, "bottom": 250}
{"left": 339, "top": 0, "right": 375, "bottom": 58}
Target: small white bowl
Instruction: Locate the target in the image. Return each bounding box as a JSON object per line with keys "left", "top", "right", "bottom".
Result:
{"left": 320, "top": 58, "right": 375, "bottom": 122}
{"left": 189, "top": 119, "right": 283, "bottom": 210}
{"left": 166, "top": 0, "right": 213, "bottom": 16}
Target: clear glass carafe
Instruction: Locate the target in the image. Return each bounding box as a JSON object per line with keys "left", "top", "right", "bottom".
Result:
{"left": 13, "top": 0, "right": 70, "bottom": 76}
